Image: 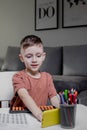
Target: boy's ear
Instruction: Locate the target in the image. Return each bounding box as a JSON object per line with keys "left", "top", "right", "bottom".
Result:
{"left": 19, "top": 54, "right": 24, "bottom": 63}
{"left": 42, "top": 52, "right": 46, "bottom": 61}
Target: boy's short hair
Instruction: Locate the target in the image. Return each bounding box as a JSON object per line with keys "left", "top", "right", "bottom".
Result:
{"left": 20, "top": 35, "right": 43, "bottom": 49}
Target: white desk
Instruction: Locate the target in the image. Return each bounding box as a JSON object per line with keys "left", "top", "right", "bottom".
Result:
{"left": 0, "top": 104, "right": 87, "bottom": 130}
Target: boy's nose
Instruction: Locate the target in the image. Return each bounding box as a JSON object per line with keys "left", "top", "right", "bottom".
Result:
{"left": 32, "top": 56, "right": 37, "bottom": 62}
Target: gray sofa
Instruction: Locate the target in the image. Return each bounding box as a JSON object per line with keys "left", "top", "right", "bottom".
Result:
{"left": 1, "top": 45, "right": 87, "bottom": 106}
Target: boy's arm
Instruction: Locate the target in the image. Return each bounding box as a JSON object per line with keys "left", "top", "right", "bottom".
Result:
{"left": 17, "top": 88, "right": 43, "bottom": 122}
{"left": 50, "top": 94, "right": 60, "bottom": 108}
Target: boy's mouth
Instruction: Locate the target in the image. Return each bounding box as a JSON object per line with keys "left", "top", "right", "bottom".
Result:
{"left": 31, "top": 64, "right": 39, "bottom": 68}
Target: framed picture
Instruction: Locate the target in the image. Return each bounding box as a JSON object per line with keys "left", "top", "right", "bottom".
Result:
{"left": 35, "top": 0, "right": 58, "bottom": 31}
{"left": 62, "top": 0, "right": 87, "bottom": 28}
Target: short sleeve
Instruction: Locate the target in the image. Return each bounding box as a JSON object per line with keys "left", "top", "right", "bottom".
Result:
{"left": 12, "top": 71, "right": 30, "bottom": 94}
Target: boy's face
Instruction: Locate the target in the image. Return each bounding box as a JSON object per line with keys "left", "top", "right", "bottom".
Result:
{"left": 19, "top": 44, "right": 46, "bottom": 74}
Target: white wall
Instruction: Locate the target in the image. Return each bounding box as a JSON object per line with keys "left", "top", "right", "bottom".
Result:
{"left": 0, "top": 0, "right": 87, "bottom": 58}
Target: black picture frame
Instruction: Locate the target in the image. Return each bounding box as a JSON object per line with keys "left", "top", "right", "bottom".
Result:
{"left": 62, "top": 0, "right": 87, "bottom": 28}
{"left": 35, "top": 0, "right": 58, "bottom": 31}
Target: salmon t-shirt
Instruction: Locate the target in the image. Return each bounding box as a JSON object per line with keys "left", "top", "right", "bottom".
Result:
{"left": 11, "top": 70, "right": 57, "bottom": 107}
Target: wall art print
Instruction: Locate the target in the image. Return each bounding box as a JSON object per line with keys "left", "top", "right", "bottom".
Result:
{"left": 35, "top": 0, "right": 58, "bottom": 31}
{"left": 62, "top": 0, "right": 87, "bottom": 28}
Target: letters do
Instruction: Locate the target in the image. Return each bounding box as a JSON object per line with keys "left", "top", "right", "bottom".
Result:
{"left": 38, "top": 6, "right": 55, "bottom": 19}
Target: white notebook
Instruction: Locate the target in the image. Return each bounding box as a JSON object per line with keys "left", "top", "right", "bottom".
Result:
{"left": 0, "top": 113, "right": 28, "bottom": 124}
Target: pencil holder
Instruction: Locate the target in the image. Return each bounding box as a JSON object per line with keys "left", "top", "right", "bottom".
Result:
{"left": 60, "top": 104, "right": 77, "bottom": 129}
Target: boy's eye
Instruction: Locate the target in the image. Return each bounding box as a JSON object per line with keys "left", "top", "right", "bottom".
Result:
{"left": 26, "top": 55, "right": 32, "bottom": 58}
{"left": 37, "top": 54, "right": 42, "bottom": 57}
{"left": 25, "top": 53, "right": 42, "bottom": 58}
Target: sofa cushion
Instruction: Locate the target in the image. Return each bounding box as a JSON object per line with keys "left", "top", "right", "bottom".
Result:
{"left": 40, "top": 47, "right": 63, "bottom": 75}
{"left": 79, "top": 79, "right": 87, "bottom": 93}
{"left": 1, "top": 46, "right": 25, "bottom": 71}
{"left": 63, "top": 45, "right": 87, "bottom": 76}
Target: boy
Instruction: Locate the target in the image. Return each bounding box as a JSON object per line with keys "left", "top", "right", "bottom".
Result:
{"left": 11, "top": 35, "right": 60, "bottom": 121}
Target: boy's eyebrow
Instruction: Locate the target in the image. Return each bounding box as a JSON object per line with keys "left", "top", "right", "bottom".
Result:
{"left": 24, "top": 52, "right": 43, "bottom": 56}
{"left": 36, "top": 52, "right": 43, "bottom": 55}
{"left": 25, "top": 53, "right": 32, "bottom": 55}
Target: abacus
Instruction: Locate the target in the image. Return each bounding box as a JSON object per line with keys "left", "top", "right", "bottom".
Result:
{"left": 9, "top": 106, "right": 30, "bottom": 113}
{"left": 40, "top": 105, "right": 55, "bottom": 111}
{"left": 9, "top": 105, "right": 55, "bottom": 113}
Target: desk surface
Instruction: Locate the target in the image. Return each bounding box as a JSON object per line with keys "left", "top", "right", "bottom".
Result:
{"left": 0, "top": 104, "right": 87, "bottom": 130}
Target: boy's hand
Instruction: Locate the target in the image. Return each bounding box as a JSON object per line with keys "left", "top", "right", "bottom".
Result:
{"left": 35, "top": 111, "right": 43, "bottom": 122}
{"left": 18, "top": 88, "right": 43, "bottom": 121}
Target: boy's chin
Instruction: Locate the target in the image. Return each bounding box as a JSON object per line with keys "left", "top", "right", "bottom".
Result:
{"left": 31, "top": 67, "right": 40, "bottom": 71}
{"left": 30, "top": 68, "right": 39, "bottom": 74}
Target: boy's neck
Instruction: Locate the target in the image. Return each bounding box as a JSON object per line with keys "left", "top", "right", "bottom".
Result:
{"left": 25, "top": 69, "right": 41, "bottom": 79}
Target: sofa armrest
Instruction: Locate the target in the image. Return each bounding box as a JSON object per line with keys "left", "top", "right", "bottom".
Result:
{"left": 0, "top": 58, "right": 4, "bottom": 71}
{"left": 77, "top": 90, "right": 87, "bottom": 106}
{"left": 52, "top": 75, "right": 87, "bottom": 93}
